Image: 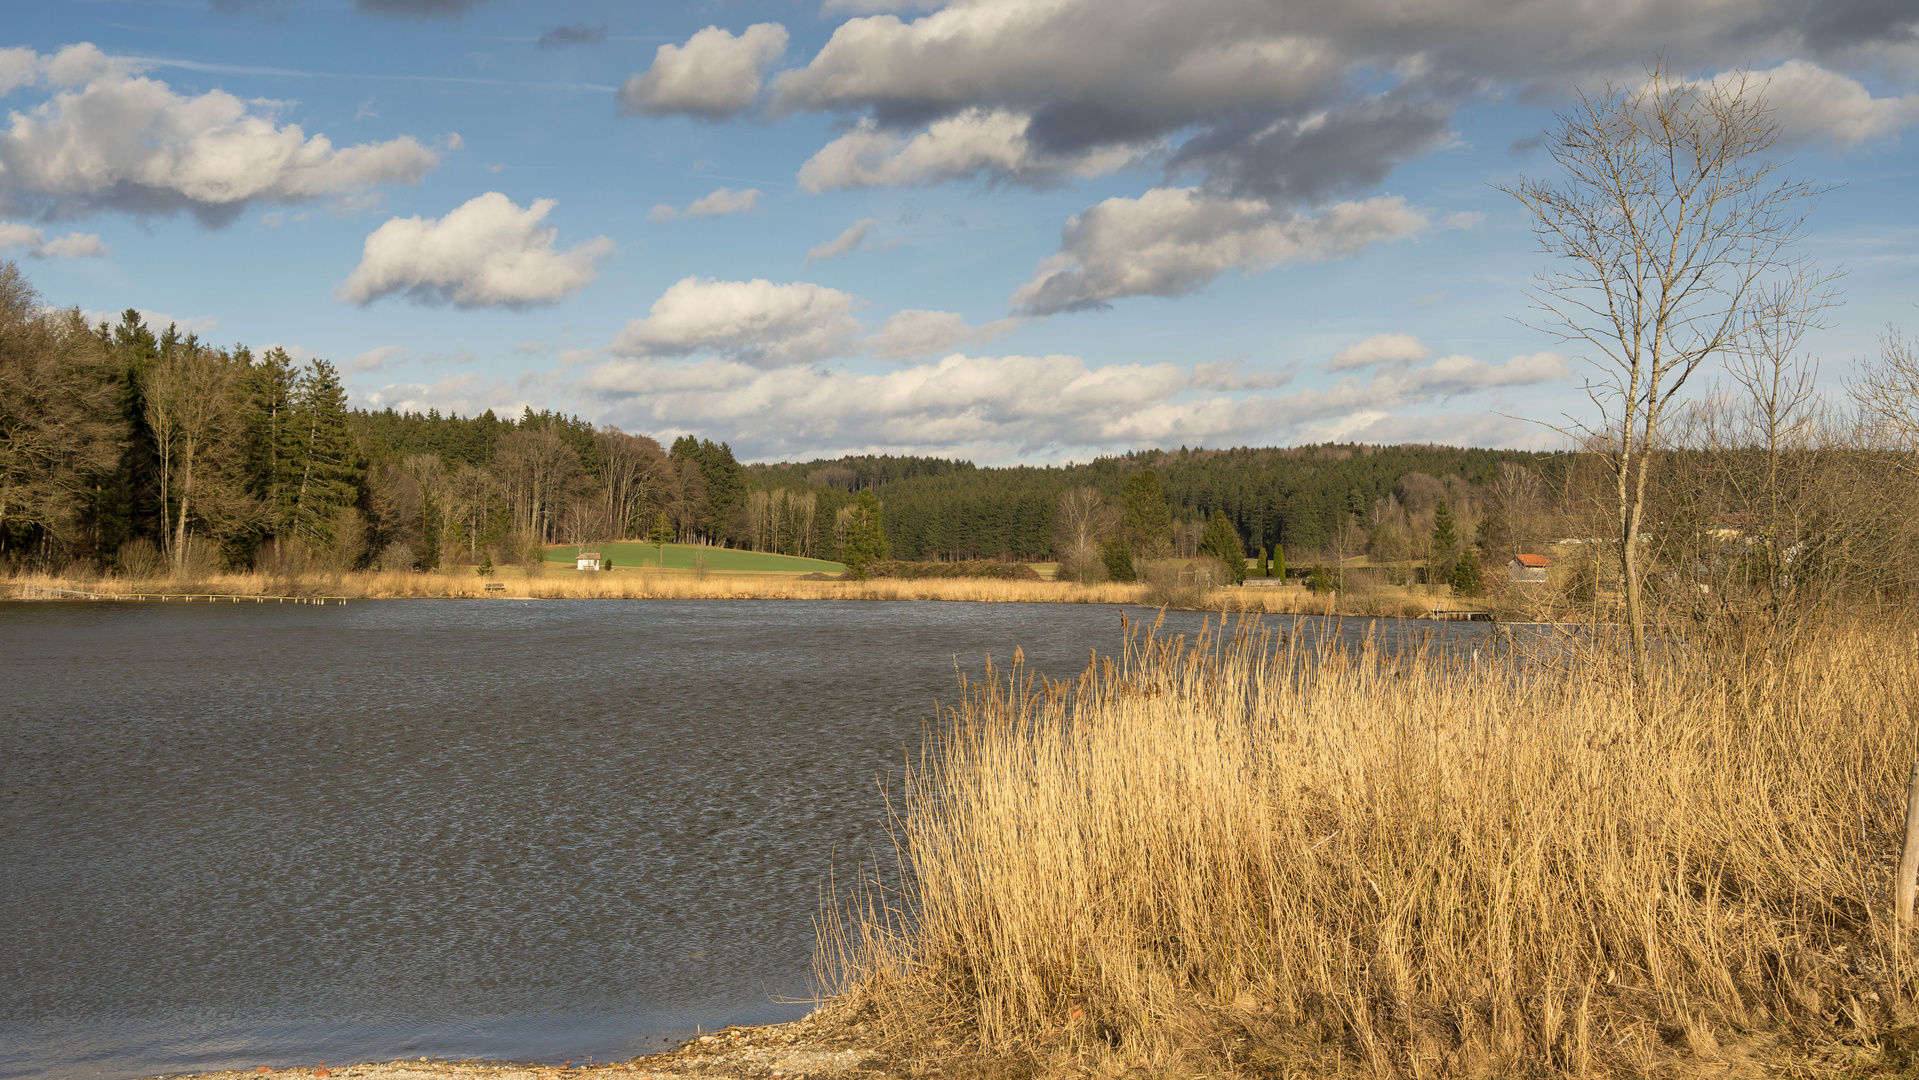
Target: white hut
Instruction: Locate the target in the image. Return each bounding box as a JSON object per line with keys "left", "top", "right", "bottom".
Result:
{"left": 577, "top": 551, "right": 603, "bottom": 571}
{"left": 1507, "top": 553, "right": 1550, "bottom": 583}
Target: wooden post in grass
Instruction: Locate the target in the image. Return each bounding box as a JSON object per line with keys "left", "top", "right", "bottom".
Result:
{"left": 1899, "top": 746, "right": 1919, "bottom": 926}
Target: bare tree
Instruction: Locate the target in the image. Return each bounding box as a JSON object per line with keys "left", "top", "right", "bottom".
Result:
{"left": 0, "top": 267, "right": 125, "bottom": 558}
{"left": 1856, "top": 328, "right": 1919, "bottom": 470}
{"left": 1501, "top": 60, "right": 1835, "bottom": 685}
{"left": 447, "top": 464, "right": 499, "bottom": 558}
{"left": 144, "top": 339, "right": 248, "bottom": 573}
{"left": 1052, "top": 486, "right": 1118, "bottom": 583}
{"left": 495, "top": 426, "right": 582, "bottom": 547}
{"left": 593, "top": 427, "right": 668, "bottom": 540}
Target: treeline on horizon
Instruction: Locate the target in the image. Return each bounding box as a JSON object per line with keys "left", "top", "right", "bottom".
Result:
{"left": 12, "top": 256, "right": 1915, "bottom": 602}
{"left": 0, "top": 261, "right": 1577, "bottom": 577}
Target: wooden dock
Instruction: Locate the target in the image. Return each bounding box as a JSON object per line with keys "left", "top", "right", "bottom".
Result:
{"left": 11, "top": 584, "right": 347, "bottom": 605}
{"left": 1424, "top": 606, "right": 1492, "bottom": 621}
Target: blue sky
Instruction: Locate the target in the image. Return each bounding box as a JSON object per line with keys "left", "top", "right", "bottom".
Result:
{"left": 5, "top": 0, "right": 1917, "bottom": 463}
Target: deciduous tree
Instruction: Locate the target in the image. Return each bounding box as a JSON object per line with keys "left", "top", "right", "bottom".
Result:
{"left": 1502, "top": 60, "right": 1833, "bottom": 685}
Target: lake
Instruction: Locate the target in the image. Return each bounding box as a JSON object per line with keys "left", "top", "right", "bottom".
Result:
{"left": 0, "top": 598, "right": 1487, "bottom": 1080}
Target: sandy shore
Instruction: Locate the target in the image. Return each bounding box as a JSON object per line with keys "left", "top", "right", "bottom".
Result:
{"left": 140, "top": 1017, "right": 895, "bottom": 1080}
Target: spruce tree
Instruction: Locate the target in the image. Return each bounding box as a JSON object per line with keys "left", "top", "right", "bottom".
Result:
{"left": 841, "top": 488, "right": 888, "bottom": 579}
{"left": 1099, "top": 536, "right": 1136, "bottom": 582}
{"left": 1121, "top": 469, "right": 1173, "bottom": 556}
{"left": 647, "top": 511, "right": 674, "bottom": 565}
{"left": 1451, "top": 546, "right": 1484, "bottom": 596}
{"left": 1197, "top": 508, "right": 1247, "bottom": 583}
{"left": 246, "top": 346, "right": 300, "bottom": 537}
{"left": 288, "top": 360, "right": 362, "bottom": 552}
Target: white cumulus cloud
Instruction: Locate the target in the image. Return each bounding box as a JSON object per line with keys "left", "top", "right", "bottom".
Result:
{"left": 78, "top": 307, "right": 219, "bottom": 334}
{"left": 1012, "top": 188, "right": 1427, "bottom": 315}
{"left": 1329, "top": 333, "right": 1431, "bottom": 371}
{"left": 650, "top": 186, "right": 764, "bottom": 222}
{"left": 798, "top": 110, "right": 1139, "bottom": 191}
{"left": 336, "top": 192, "right": 614, "bottom": 309}
{"left": 805, "top": 217, "right": 881, "bottom": 263}
{"left": 610, "top": 277, "right": 863, "bottom": 366}
{"left": 0, "top": 221, "right": 107, "bottom": 258}
{"left": 0, "top": 44, "right": 439, "bottom": 226}
{"left": 571, "top": 342, "right": 1563, "bottom": 463}
{"left": 865, "top": 309, "right": 1019, "bottom": 359}
{"left": 618, "top": 24, "right": 788, "bottom": 120}
{"left": 1717, "top": 60, "right": 1919, "bottom": 149}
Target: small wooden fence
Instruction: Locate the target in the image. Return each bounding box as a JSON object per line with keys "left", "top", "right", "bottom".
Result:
{"left": 11, "top": 584, "right": 347, "bottom": 605}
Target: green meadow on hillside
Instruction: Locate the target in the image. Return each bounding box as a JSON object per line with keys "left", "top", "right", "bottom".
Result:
{"left": 545, "top": 543, "right": 845, "bottom": 575}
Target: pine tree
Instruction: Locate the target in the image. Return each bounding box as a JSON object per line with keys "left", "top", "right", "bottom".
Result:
{"left": 1451, "top": 546, "right": 1484, "bottom": 596}
{"left": 1099, "top": 536, "right": 1136, "bottom": 582}
{"left": 841, "top": 488, "right": 888, "bottom": 579}
{"left": 288, "top": 360, "right": 363, "bottom": 552}
{"left": 1121, "top": 469, "right": 1173, "bottom": 557}
{"left": 1428, "top": 498, "right": 1460, "bottom": 587}
{"left": 246, "top": 346, "right": 300, "bottom": 537}
{"left": 647, "top": 511, "right": 674, "bottom": 565}
{"left": 1198, "top": 508, "right": 1247, "bottom": 583}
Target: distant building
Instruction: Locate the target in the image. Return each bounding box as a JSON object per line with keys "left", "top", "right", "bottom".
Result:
{"left": 1708, "top": 512, "right": 1753, "bottom": 541}
{"left": 577, "top": 551, "right": 603, "bottom": 571}
{"left": 1508, "top": 553, "right": 1551, "bottom": 583}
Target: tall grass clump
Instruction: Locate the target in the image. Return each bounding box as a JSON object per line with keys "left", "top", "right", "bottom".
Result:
{"left": 818, "top": 616, "right": 1919, "bottom": 1077}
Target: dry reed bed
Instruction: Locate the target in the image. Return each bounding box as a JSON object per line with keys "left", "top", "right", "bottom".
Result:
{"left": 818, "top": 617, "right": 1919, "bottom": 1078}
{"left": 6, "top": 570, "right": 1374, "bottom": 613}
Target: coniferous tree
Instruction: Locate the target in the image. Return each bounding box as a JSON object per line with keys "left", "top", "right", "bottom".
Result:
{"left": 648, "top": 511, "right": 674, "bottom": 565}
{"left": 1451, "top": 546, "right": 1484, "bottom": 596}
{"left": 1122, "top": 468, "right": 1173, "bottom": 557}
{"left": 1099, "top": 536, "right": 1136, "bottom": 582}
{"left": 1197, "top": 508, "right": 1247, "bottom": 583}
{"left": 841, "top": 488, "right": 888, "bottom": 579}
{"left": 247, "top": 346, "right": 300, "bottom": 539}
{"left": 1257, "top": 546, "right": 1269, "bottom": 577}
{"left": 288, "top": 360, "right": 363, "bottom": 553}
{"left": 1273, "top": 543, "right": 1285, "bottom": 583}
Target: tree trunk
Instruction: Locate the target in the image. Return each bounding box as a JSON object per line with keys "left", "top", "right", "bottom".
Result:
{"left": 1899, "top": 750, "right": 1919, "bottom": 925}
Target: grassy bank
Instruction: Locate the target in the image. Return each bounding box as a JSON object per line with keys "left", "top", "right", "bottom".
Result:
{"left": 544, "top": 542, "right": 846, "bottom": 574}
{"left": 816, "top": 615, "right": 1919, "bottom": 1078}
{"left": 2, "top": 569, "right": 1439, "bottom": 614}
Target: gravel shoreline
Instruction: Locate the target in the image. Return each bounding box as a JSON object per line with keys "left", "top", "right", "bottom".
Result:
{"left": 138, "top": 1017, "right": 894, "bottom": 1080}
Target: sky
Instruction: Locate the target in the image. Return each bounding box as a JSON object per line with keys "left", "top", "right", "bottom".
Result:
{"left": 4, "top": 0, "right": 1917, "bottom": 465}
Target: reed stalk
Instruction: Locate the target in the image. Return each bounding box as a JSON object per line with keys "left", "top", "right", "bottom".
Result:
{"left": 817, "top": 615, "right": 1919, "bottom": 1077}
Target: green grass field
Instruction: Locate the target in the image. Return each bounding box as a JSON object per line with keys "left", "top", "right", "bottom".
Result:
{"left": 545, "top": 542, "right": 845, "bottom": 574}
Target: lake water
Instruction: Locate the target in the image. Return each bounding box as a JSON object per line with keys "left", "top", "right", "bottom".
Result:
{"left": 0, "top": 598, "right": 1490, "bottom": 1080}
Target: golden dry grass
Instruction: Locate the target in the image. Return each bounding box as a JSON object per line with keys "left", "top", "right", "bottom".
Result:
{"left": 7, "top": 568, "right": 1454, "bottom": 615}
{"left": 817, "top": 615, "right": 1919, "bottom": 1078}
{"left": 4, "top": 567, "right": 1147, "bottom": 604}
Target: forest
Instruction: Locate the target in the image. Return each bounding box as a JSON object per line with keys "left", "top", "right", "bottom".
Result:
{"left": 7, "top": 249, "right": 1919, "bottom": 616}
{"left": 0, "top": 260, "right": 1579, "bottom": 578}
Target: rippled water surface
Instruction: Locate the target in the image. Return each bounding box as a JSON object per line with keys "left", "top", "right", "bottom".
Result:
{"left": 0, "top": 599, "right": 1217, "bottom": 1079}
{"left": 1, "top": 598, "right": 1491, "bottom": 1080}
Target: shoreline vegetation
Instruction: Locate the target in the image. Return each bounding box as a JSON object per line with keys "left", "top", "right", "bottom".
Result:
{"left": 0, "top": 566, "right": 1422, "bottom": 616}
{"left": 811, "top": 611, "right": 1919, "bottom": 1079}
